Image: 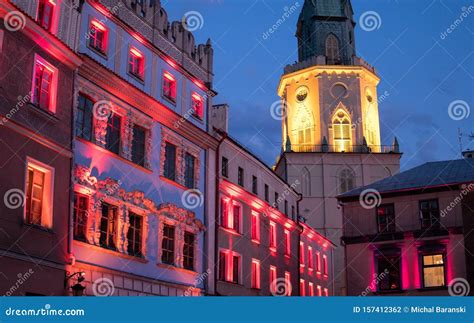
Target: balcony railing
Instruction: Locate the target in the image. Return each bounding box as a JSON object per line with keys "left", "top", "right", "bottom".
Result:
{"left": 289, "top": 145, "right": 399, "bottom": 154}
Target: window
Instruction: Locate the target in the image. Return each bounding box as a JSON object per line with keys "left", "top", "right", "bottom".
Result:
{"left": 89, "top": 20, "right": 108, "bottom": 54}
{"left": 252, "top": 176, "right": 258, "bottom": 194}
{"left": 218, "top": 251, "right": 240, "bottom": 284}
{"left": 309, "top": 282, "right": 314, "bottom": 296}
{"left": 284, "top": 230, "right": 291, "bottom": 256}
{"left": 317, "top": 285, "right": 322, "bottom": 296}
{"left": 301, "top": 167, "right": 311, "bottom": 196}
{"left": 76, "top": 94, "right": 94, "bottom": 141}
{"left": 99, "top": 203, "right": 118, "bottom": 250}
{"left": 232, "top": 204, "right": 241, "bottom": 233}
{"left": 377, "top": 204, "right": 395, "bottom": 233}
{"left": 251, "top": 259, "right": 261, "bottom": 289}
{"left": 238, "top": 167, "right": 244, "bottom": 186}
{"left": 339, "top": 169, "right": 355, "bottom": 193}
{"left": 221, "top": 157, "right": 228, "bottom": 178}
{"left": 324, "top": 288, "right": 329, "bottom": 297}
{"left": 131, "top": 125, "right": 146, "bottom": 166}
{"left": 333, "top": 110, "right": 351, "bottom": 152}
{"left": 32, "top": 57, "right": 56, "bottom": 112}
{"left": 191, "top": 93, "right": 203, "bottom": 119}
{"left": 163, "top": 142, "right": 177, "bottom": 181}
{"left": 220, "top": 199, "right": 241, "bottom": 233}
{"left": 73, "top": 193, "right": 88, "bottom": 241}
{"left": 285, "top": 272, "right": 291, "bottom": 296}
{"left": 184, "top": 153, "right": 196, "bottom": 189}
{"left": 251, "top": 211, "right": 260, "bottom": 243}
{"left": 284, "top": 200, "right": 288, "bottom": 216}
{"left": 291, "top": 206, "right": 295, "bottom": 221}
{"left": 422, "top": 254, "right": 445, "bottom": 288}
{"left": 183, "top": 232, "right": 195, "bottom": 271}
{"left": 325, "top": 34, "right": 340, "bottom": 64}
{"left": 37, "top": 0, "right": 55, "bottom": 31}
{"left": 25, "top": 159, "right": 53, "bottom": 228}
{"left": 300, "top": 279, "right": 305, "bottom": 296}
{"left": 316, "top": 252, "right": 321, "bottom": 273}
{"left": 128, "top": 47, "right": 144, "bottom": 80}
{"left": 220, "top": 198, "right": 229, "bottom": 228}
{"left": 297, "top": 127, "right": 312, "bottom": 145}
{"left": 270, "top": 266, "right": 277, "bottom": 288}
{"left": 323, "top": 254, "right": 328, "bottom": 276}
{"left": 127, "top": 212, "right": 142, "bottom": 257}
{"left": 377, "top": 254, "right": 401, "bottom": 291}
{"left": 264, "top": 184, "right": 269, "bottom": 202}
{"left": 162, "top": 224, "right": 175, "bottom": 265}
{"left": 105, "top": 114, "right": 121, "bottom": 155}
{"left": 299, "top": 242, "right": 305, "bottom": 268}
{"left": 163, "top": 72, "right": 177, "bottom": 102}
{"left": 420, "top": 199, "right": 440, "bottom": 229}
{"left": 274, "top": 192, "right": 279, "bottom": 208}
{"left": 308, "top": 246, "right": 314, "bottom": 272}
{"left": 269, "top": 222, "right": 277, "bottom": 251}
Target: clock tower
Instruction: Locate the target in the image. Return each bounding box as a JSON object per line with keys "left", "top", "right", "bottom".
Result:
{"left": 274, "top": 0, "right": 402, "bottom": 295}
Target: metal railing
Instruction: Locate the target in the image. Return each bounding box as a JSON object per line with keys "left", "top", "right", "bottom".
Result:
{"left": 289, "top": 145, "right": 399, "bottom": 154}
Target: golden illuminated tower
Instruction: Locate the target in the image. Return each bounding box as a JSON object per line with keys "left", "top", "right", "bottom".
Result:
{"left": 274, "top": 0, "right": 401, "bottom": 295}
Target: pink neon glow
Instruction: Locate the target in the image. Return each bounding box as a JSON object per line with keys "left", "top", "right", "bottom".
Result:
{"left": 166, "top": 58, "right": 177, "bottom": 69}
{"left": 91, "top": 20, "right": 106, "bottom": 31}
{"left": 192, "top": 93, "right": 202, "bottom": 101}
{"left": 130, "top": 47, "right": 143, "bottom": 58}
{"left": 163, "top": 72, "right": 175, "bottom": 81}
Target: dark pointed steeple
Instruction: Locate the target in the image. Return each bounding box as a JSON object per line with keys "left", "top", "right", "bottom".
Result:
{"left": 297, "top": 0, "right": 356, "bottom": 64}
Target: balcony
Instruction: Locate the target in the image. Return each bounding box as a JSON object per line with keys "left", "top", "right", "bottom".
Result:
{"left": 289, "top": 144, "right": 400, "bottom": 154}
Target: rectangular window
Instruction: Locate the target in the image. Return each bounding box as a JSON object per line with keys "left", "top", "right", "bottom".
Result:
{"left": 128, "top": 47, "right": 145, "bottom": 80}
{"left": 270, "top": 266, "right": 277, "bottom": 286}
{"left": 323, "top": 254, "right": 328, "bottom": 276}
{"left": 131, "top": 125, "right": 146, "bottom": 166}
{"left": 183, "top": 232, "right": 195, "bottom": 271}
{"left": 221, "top": 157, "right": 228, "bottom": 178}
{"left": 308, "top": 246, "right": 314, "bottom": 272}
{"left": 264, "top": 184, "right": 269, "bottom": 202}
{"left": 422, "top": 254, "right": 445, "bottom": 288}
{"left": 377, "top": 254, "right": 401, "bottom": 291}
{"left": 232, "top": 254, "right": 240, "bottom": 284}
{"left": 184, "top": 153, "right": 196, "bottom": 189}
{"left": 163, "top": 72, "right": 177, "bottom": 102}
{"left": 252, "top": 176, "right": 258, "bottom": 194}
{"left": 420, "top": 199, "right": 440, "bottom": 229}
{"left": 284, "top": 200, "right": 288, "bottom": 216}
{"left": 269, "top": 222, "right": 277, "bottom": 251}
{"left": 291, "top": 206, "right": 295, "bottom": 221}
{"left": 285, "top": 272, "right": 291, "bottom": 296}
{"left": 32, "top": 59, "right": 54, "bottom": 111}
{"left": 377, "top": 204, "right": 396, "bottom": 233}
{"left": 220, "top": 198, "right": 229, "bottom": 228}
{"left": 89, "top": 20, "right": 108, "bottom": 54}
{"left": 309, "top": 282, "right": 314, "bottom": 296}
{"left": 317, "top": 285, "right": 322, "bottom": 296}
{"left": 105, "top": 113, "right": 121, "bottom": 155}
{"left": 316, "top": 252, "right": 321, "bottom": 273}
{"left": 37, "top": 0, "right": 55, "bottom": 31}
{"left": 274, "top": 192, "right": 279, "bottom": 208}
{"left": 191, "top": 93, "right": 203, "bottom": 119}
{"left": 299, "top": 242, "right": 305, "bottom": 268}
{"left": 163, "top": 142, "right": 177, "bottom": 181}
{"left": 218, "top": 251, "right": 226, "bottom": 281}
{"left": 284, "top": 230, "right": 291, "bottom": 256}
{"left": 300, "top": 279, "right": 305, "bottom": 296}
{"left": 238, "top": 167, "right": 244, "bottom": 186}
{"left": 76, "top": 94, "right": 94, "bottom": 141}
{"left": 99, "top": 203, "right": 118, "bottom": 250}
{"left": 25, "top": 160, "right": 53, "bottom": 229}
{"left": 73, "top": 193, "right": 88, "bottom": 241}
{"left": 127, "top": 212, "right": 142, "bottom": 257}
{"left": 324, "top": 288, "right": 329, "bottom": 297}
{"left": 251, "top": 211, "right": 260, "bottom": 243}
{"left": 251, "top": 259, "right": 261, "bottom": 289}
{"left": 232, "top": 204, "right": 241, "bottom": 233}
{"left": 162, "top": 224, "right": 175, "bottom": 265}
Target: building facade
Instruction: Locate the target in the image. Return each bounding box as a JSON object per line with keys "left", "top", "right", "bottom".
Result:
{"left": 274, "top": 0, "right": 401, "bottom": 295}
{"left": 338, "top": 158, "right": 473, "bottom": 296}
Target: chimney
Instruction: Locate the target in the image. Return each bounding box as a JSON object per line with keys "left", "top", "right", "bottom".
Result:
{"left": 210, "top": 104, "right": 229, "bottom": 134}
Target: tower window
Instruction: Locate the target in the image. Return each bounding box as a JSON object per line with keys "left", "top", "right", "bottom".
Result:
{"left": 325, "top": 34, "right": 340, "bottom": 64}
{"left": 332, "top": 110, "right": 352, "bottom": 152}
{"left": 339, "top": 169, "right": 355, "bottom": 193}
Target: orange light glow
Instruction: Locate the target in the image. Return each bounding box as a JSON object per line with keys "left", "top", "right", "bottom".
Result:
{"left": 130, "top": 47, "right": 143, "bottom": 58}
{"left": 192, "top": 93, "right": 202, "bottom": 101}
{"left": 91, "top": 20, "right": 106, "bottom": 31}
{"left": 165, "top": 58, "right": 177, "bottom": 69}
{"left": 164, "top": 72, "right": 175, "bottom": 81}
{"left": 193, "top": 79, "right": 206, "bottom": 90}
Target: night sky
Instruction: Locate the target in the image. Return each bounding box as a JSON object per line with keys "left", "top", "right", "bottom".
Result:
{"left": 165, "top": 0, "right": 473, "bottom": 170}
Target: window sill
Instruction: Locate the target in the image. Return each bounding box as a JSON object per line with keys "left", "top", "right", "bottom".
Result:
{"left": 190, "top": 113, "right": 204, "bottom": 123}
{"left": 157, "top": 262, "right": 198, "bottom": 275}
{"left": 128, "top": 71, "right": 145, "bottom": 84}
{"left": 74, "top": 240, "right": 148, "bottom": 263}
{"left": 28, "top": 103, "right": 58, "bottom": 122}
{"left": 162, "top": 95, "right": 177, "bottom": 106}
{"left": 159, "top": 175, "right": 189, "bottom": 191}
{"left": 87, "top": 45, "right": 108, "bottom": 60}
{"left": 220, "top": 226, "right": 242, "bottom": 237}
{"left": 416, "top": 286, "right": 447, "bottom": 292}
{"left": 22, "top": 222, "right": 54, "bottom": 234}
{"left": 269, "top": 247, "right": 277, "bottom": 253}
{"left": 251, "top": 239, "right": 261, "bottom": 245}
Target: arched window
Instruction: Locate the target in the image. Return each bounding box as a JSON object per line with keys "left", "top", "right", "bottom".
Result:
{"left": 301, "top": 167, "right": 311, "bottom": 196}
{"left": 333, "top": 110, "right": 352, "bottom": 152}
{"left": 326, "top": 34, "right": 340, "bottom": 64}
{"left": 339, "top": 169, "right": 355, "bottom": 193}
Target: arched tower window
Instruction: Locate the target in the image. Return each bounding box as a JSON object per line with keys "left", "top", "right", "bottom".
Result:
{"left": 325, "top": 34, "right": 340, "bottom": 64}
{"left": 339, "top": 169, "right": 355, "bottom": 193}
{"left": 301, "top": 167, "right": 311, "bottom": 196}
{"left": 332, "top": 110, "right": 352, "bottom": 152}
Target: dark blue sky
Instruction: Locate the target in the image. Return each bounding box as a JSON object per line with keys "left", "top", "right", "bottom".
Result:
{"left": 166, "top": 0, "right": 473, "bottom": 170}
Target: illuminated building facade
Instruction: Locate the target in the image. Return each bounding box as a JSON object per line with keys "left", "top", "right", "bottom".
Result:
{"left": 274, "top": 0, "right": 401, "bottom": 295}
{"left": 0, "top": 0, "right": 81, "bottom": 295}
{"left": 338, "top": 158, "right": 473, "bottom": 296}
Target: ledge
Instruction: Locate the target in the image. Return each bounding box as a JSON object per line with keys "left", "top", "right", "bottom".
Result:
{"left": 156, "top": 262, "right": 198, "bottom": 275}
{"left": 74, "top": 240, "right": 148, "bottom": 264}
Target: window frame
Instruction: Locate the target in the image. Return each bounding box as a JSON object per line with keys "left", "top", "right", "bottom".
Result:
{"left": 88, "top": 19, "right": 108, "bottom": 55}
{"left": 131, "top": 124, "right": 147, "bottom": 167}
{"left": 98, "top": 202, "right": 118, "bottom": 250}
{"left": 162, "top": 71, "right": 177, "bottom": 103}
{"left": 37, "top": 0, "right": 55, "bottom": 32}
{"left": 252, "top": 175, "right": 258, "bottom": 195}
{"left": 221, "top": 157, "right": 228, "bottom": 178}
{"left": 269, "top": 221, "right": 277, "bottom": 252}
{"left": 421, "top": 253, "right": 446, "bottom": 289}
{"left": 251, "top": 211, "right": 260, "bottom": 243}
{"left": 161, "top": 224, "right": 175, "bottom": 265}
{"left": 31, "top": 54, "right": 58, "bottom": 113}
{"left": 105, "top": 113, "right": 122, "bottom": 155}
{"left": 184, "top": 153, "right": 196, "bottom": 189}
{"left": 284, "top": 229, "right": 291, "bottom": 257}
{"left": 76, "top": 93, "right": 94, "bottom": 141}
{"left": 377, "top": 204, "right": 396, "bottom": 233}
{"left": 183, "top": 231, "right": 195, "bottom": 271}
{"left": 73, "top": 192, "right": 89, "bottom": 241}
{"left": 251, "top": 259, "right": 261, "bottom": 289}
{"left": 191, "top": 92, "right": 204, "bottom": 120}
{"left": 419, "top": 199, "right": 441, "bottom": 229}
{"left": 128, "top": 46, "right": 145, "bottom": 81}
{"left": 163, "top": 142, "right": 177, "bottom": 182}
{"left": 376, "top": 253, "right": 402, "bottom": 292}
{"left": 127, "top": 211, "right": 143, "bottom": 257}
{"left": 237, "top": 167, "right": 244, "bottom": 186}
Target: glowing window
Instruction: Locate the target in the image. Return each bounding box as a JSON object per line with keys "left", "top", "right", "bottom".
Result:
{"left": 269, "top": 222, "right": 277, "bottom": 251}
{"left": 89, "top": 20, "right": 108, "bottom": 54}
{"left": 324, "top": 288, "right": 329, "bottom": 297}
{"left": 284, "top": 230, "right": 291, "bottom": 256}
{"left": 191, "top": 93, "right": 203, "bottom": 119}
{"left": 251, "top": 211, "right": 260, "bottom": 243}
{"left": 163, "top": 72, "right": 177, "bottom": 102}
{"left": 299, "top": 242, "right": 305, "bottom": 267}
{"left": 218, "top": 250, "right": 240, "bottom": 284}
{"left": 231, "top": 203, "right": 241, "bottom": 233}
{"left": 284, "top": 272, "right": 291, "bottom": 296}
{"left": 332, "top": 110, "right": 351, "bottom": 152}
{"left": 300, "top": 279, "right": 305, "bottom": 296}
{"left": 128, "top": 47, "right": 145, "bottom": 80}
{"left": 37, "top": 0, "right": 55, "bottom": 31}
{"left": 308, "top": 246, "right": 314, "bottom": 272}
{"left": 316, "top": 251, "right": 321, "bottom": 273}
{"left": 25, "top": 159, "right": 54, "bottom": 228}
{"left": 73, "top": 193, "right": 88, "bottom": 241}
{"left": 325, "top": 34, "right": 340, "bottom": 64}
{"left": 32, "top": 55, "right": 57, "bottom": 113}
{"left": 251, "top": 259, "right": 261, "bottom": 289}
{"left": 323, "top": 254, "right": 328, "bottom": 276}
{"left": 99, "top": 203, "right": 118, "bottom": 250}
{"left": 269, "top": 266, "right": 277, "bottom": 286}
{"left": 422, "top": 254, "right": 445, "bottom": 288}
{"left": 220, "top": 198, "right": 229, "bottom": 228}
{"left": 309, "top": 282, "right": 314, "bottom": 296}
{"left": 317, "top": 285, "right": 322, "bottom": 296}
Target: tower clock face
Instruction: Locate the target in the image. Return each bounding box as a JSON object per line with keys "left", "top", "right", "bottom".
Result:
{"left": 296, "top": 86, "right": 309, "bottom": 103}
